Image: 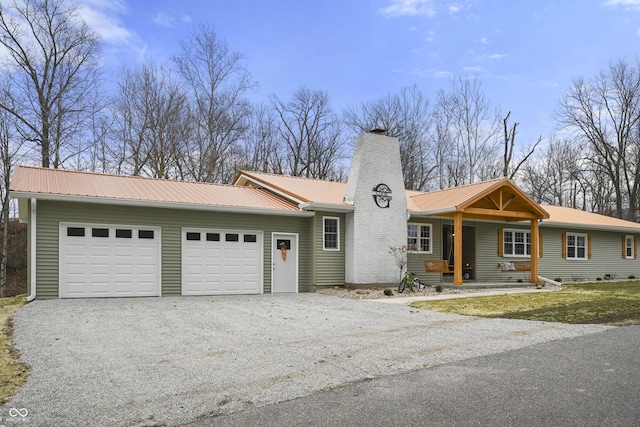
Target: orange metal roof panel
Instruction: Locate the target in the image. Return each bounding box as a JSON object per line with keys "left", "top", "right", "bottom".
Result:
{"left": 541, "top": 205, "right": 640, "bottom": 230}
{"left": 10, "top": 166, "right": 299, "bottom": 211}
{"left": 409, "top": 179, "right": 504, "bottom": 212}
{"left": 236, "top": 171, "right": 349, "bottom": 205}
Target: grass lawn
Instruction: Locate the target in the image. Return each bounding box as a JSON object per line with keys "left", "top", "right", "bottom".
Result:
{"left": 0, "top": 295, "right": 29, "bottom": 404}
{"left": 412, "top": 281, "right": 640, "bottom": 325}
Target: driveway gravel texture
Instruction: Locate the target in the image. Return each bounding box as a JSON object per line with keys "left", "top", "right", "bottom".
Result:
{"left": 2, "top": 294, "right": 611, "bottom": 426}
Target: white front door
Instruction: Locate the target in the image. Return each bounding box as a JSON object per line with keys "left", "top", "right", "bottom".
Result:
{"left": 272, "top": 233, "right": 298, "bottom": 293}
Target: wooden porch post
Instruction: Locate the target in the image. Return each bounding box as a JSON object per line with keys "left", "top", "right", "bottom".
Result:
{"left": 454, "top": 212, "right": 463, "bottom": 285}
{"left": 530, "top": 219, "right": 539, "bottom": 284}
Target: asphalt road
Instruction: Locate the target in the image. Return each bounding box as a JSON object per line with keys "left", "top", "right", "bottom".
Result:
{"left": 190, "top": 326, "right": 640, "bottom": 427}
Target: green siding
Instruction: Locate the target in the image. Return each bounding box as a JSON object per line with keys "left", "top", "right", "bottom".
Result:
{"left": 407, "top": 218, "right": 443, "bottom": 283}
{"left": 476, "top": 223, "right": 640, "bottom": 282}
{"left": 311, "top": 212, "right": 346, "bottom": 288}
{"left": 35, "top": 200, "right": 311, "bottom": 298}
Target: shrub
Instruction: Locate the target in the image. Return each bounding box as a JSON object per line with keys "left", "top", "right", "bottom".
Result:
{"left": 554, "top": 278, "right": 562, "bottom": 282}
{"left": 435, "top": 285, "right": 443, "bottom": 293}
{"left": 383, "top": 288, "right": 393, "bottom": 296}
{"left": 629, "top": 275, "right": 636, "bottom": 280}
{"left": 596, "top": 277, "right": 602, "bottom": 281}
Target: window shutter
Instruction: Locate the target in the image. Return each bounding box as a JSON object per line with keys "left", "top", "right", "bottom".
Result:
{"left": 498, "top": 228, "right": 503, "bottom": 257}
{"left": 562, "top": 232, "right": 567, "bottom": 259}
{"left": 635, "top": 236, "right": 638, "bottom": 259}
{"left": 538, "top": 230, "right": 543, "bottom": 258}
{"left": 588, "top": 234, "right": 592, "bottom": 259}
{"left": 623, "top": 235, "right": 627, "bottom": 259}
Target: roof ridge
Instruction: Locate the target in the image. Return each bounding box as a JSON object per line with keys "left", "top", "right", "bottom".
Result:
{"left": 240, "top": 170, "right": 347, "bottom": 184}
{"left": 410, "top": 177, "right": 506, "bottom": 199}
{"left": 15, "top": 165, "right": 242, "bottom": 189}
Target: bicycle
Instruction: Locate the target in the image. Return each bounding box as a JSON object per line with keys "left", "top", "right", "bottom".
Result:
{"left": 398, "top": 271, "right": 417, "bottom": 294}
{"left": 397, "top": 271, "right": 427, "bottom": 293}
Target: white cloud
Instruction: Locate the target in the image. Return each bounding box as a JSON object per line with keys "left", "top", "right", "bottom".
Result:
{"left": 181, "top": 15, "right": 192, "bottom": 23}
{"left": 380, "top": 0, "right": 436, "bottom": 17}
{"left": 603, "top": 0, "right": 640, "bottom": 6}
{"left": 153, "top": 12, "right": 175, "bottom": 27}
{"left": 449, "top": 4, "right": 461, "bottom": 13}
{"left": 478, "top": 37, "right": 488, "bottom": 44}
{"left": 462, "top": 66, "right": 486, "bottom": 73}
{"left": 77, "top": 0, "right": 132, "bottom": 45}
{"left": 488, "top": 53, "right": 507, "bottom": 59}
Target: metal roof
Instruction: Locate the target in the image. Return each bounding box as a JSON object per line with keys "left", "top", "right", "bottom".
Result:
{"left": 10, "top": 166, "right": 300, "bottom": 213}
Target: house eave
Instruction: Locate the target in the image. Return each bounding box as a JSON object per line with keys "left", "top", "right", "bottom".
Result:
{"left": 9, "top": 191, "right": 314, "bottom": 218}
{"left": 540, "top": 220, "right": 640, "bottom": 234}
{"left": 299, "top": 202, "right": 355, "bottom": 213}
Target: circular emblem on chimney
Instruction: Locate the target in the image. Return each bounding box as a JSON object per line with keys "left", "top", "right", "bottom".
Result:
{"left": 373, "top": 183, "right": 392, "bottom": 208}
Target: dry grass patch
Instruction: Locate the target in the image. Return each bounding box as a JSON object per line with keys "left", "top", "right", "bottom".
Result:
{"left": 0, "top": 295, "right": 29, "bottom": 404}
{"left": 412, "top": 281, "right": 640, "bottom": 325}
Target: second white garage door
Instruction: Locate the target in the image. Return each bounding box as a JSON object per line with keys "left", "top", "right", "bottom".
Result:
{"left": 181, "top": 228, "right": 263, "bottom": 295}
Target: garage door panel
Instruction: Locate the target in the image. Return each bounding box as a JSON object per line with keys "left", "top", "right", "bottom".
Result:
{"left": 182, "top": 229, "right": 263, "bottom": 296}
{"left": 59, "top": 223, "right": 161, "bottom": 298}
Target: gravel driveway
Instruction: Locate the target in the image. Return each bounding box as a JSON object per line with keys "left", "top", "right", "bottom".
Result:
{"left": 2, "top": 294, "right": 611, "bottom": 426}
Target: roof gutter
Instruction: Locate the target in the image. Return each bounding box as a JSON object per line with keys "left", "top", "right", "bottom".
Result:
{"left": 541, "top": 221, "right": 640, "bottom": 234}
{"left": 9, "top": 192, "right": 315, "bottom": 217}
{"left": 299, "top": 202, "right": 355, "bottom": 213}
{"left": 409, "top": 207, "right": 457, "bottom": 218}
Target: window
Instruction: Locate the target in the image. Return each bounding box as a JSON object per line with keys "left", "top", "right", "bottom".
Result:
{"left": 566, "top": 232, "right": 587, "bottom": 260}
{"left": 66, "top": 227, "right": 85, "bottom": 237}
{"left": 186, "top": 232, "right": 201, "bottom": 241}
{"left": 323, "top": 217, "right": 339, "bottom": 251}
{"left": 138, "top": 230, "right": 155, "bottom": 239}
{"left": 91, "top": 228, "right": 109, "bottom": 238}
{"left": 225, "top": 233, "right": 239, "bottom": 242}
{"left": 243, "top": 234, "right": 257, "bottom": 243}
{"left": 206, "top": 233, "right": 220, "bottom": 242}
{"left": 407, "top": 224, "right": 432, "bottom": 253}
{"left": 625, "top": 235, "right": 634, "bottom": 259}
{"left": 116, "top": 229, "right": 132, "bottom": 238}
{"left": 503, "top": 229, "right": 531, "bottom": 257}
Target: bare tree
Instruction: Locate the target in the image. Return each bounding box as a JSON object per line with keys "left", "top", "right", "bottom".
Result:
{"left": 436, "top": 76, "right": 502, "bottom": 184}
{"left": 0, "top": 0, "right": 102, "bottom": 168}
{"left": 0, "top": 100, "right": 26, "bottom": 297}
{"left": 556, "top": 58, "right": 640, "bottom": 219}
{"left": 501, "top": 111, "right": 543, "bottom": 179}
{"left": 111, "top": 63, "right": 191, "bottom": 179}
{"left": 172, "top": 24, "right": 254, "bottom": 183}
{"left": 271, "top": 86, "right": 345, "bottom": 179}
{"left": 519, "top": 137, "right": 586, "bottom": 208}
{"left": 343, "top": 85, "right": 433, "bottom": 190}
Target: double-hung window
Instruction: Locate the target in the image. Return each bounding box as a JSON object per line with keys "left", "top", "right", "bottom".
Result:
{"left": 503, "top": 229, "right": 531, "bottom": 257}
{"left": 407, "top": 224, "right": 432, "bottom": 253}
{"left": 323, "top": 217, "right": 339, "bottom": 251}
{"left": 566, "top": 233, "right": 587, "bottom": 260}
{"left": 625, "top": 235, "right": 634, "bottom": 259}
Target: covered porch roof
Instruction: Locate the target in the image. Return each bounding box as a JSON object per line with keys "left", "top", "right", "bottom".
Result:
{"left": 409, "top": 177, "right": 549, "bottom": 222}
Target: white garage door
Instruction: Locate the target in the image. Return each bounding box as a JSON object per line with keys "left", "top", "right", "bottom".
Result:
{"left": 182, "top": 228, "right": 263, "bottom": 295}
{"left": 59, "top": 223, "right": 161, "bottom": 298}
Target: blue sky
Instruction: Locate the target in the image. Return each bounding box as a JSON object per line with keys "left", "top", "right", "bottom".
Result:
{"left": 79, "top": 0, "right": 640, "bottom": 144}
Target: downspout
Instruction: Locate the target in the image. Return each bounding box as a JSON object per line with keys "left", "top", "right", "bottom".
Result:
{"left": 537, "top": 275, "right": 563, "bottom": 289}
{"left": 26, "top": 198, "right": 36, "bottom": 302}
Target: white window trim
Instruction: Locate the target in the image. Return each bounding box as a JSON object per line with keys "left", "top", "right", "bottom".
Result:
{"left": 503, "top": 228, "right": 531, "bottom": 258}
{"left": 566, "top": 232, "right": 588, "bottom": 260}
{"left": 323, "top": 216, "right": 340, "bottom": 251}
{"left": 625, "top": 235, "right": 634, "bottom": 260}
{"left": 407, "top": 223, "right": 433, "bottom": 254}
